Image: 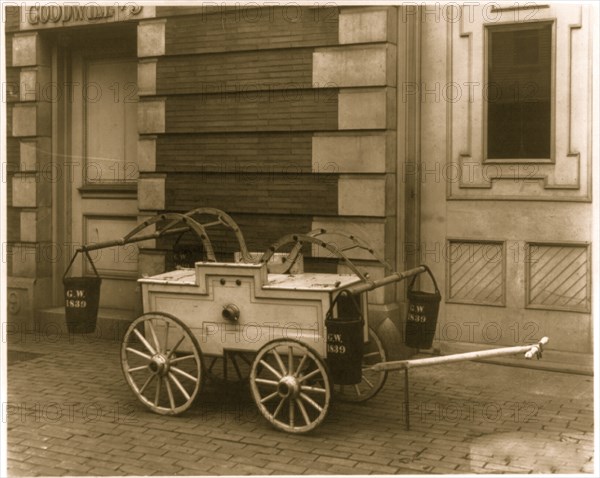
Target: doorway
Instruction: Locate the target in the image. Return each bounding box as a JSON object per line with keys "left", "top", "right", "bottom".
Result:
{"left": 53, "top": 26, "right": 139, "bottom": 316}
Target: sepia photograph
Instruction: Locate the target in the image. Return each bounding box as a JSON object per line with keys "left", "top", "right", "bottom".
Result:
{"left": 1, "top": 0, "right": 598, "bottom": 476}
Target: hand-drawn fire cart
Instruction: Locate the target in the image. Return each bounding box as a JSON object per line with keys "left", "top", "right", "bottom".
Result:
{"left": 64, "top": 208, "right": 548, "bottom": 434}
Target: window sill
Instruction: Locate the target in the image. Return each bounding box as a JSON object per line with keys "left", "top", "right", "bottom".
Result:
{"left": 79, "top": 183, "right": 138, "bottom": 199}
{"left": 483, "top": 157, "right": 553, "bottom": 164}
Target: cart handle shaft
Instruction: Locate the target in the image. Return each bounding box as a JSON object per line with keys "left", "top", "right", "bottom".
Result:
{"left": 77, "top": 226, "right": 190, "bottom": 252}
{"left": 371, "top": 337, "right": 549, "bottom": 372}
{"left": 344, "top": 266, "right": 427, "bottom": 295}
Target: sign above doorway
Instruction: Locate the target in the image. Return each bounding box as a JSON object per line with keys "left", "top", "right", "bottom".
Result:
{"left": 19, "top": 4, "right": 153, "bottom": 30}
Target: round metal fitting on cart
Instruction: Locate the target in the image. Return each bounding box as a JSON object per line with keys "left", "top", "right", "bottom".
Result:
{"left": 222, "top": 304, "right": 240, "bottom": 321}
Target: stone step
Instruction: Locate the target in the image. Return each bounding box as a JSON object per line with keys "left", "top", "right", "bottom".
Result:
{"left": 36, "top": 306, "right": 136, "bottom": 342}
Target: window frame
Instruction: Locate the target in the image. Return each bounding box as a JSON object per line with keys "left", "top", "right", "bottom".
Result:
{"left": 483, "top": 20, "right": 556, "bottom": 164}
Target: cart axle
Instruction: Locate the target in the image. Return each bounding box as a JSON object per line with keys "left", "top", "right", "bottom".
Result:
{"left": 278, "top": 376, "right": 300, "bottom": 399}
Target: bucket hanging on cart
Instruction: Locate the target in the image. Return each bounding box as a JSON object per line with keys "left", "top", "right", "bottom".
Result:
{"left": 325, "top": 290, "right": 364, "bottom": 385}
{"left": 63, "top": 250, "right": 102, "bottom": 334}
{"left": 405, "top": 265, "right": 441, "bottom": 349}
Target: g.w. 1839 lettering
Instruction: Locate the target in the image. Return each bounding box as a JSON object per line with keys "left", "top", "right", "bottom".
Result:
{"left": 408, "top": 304, "right": 427, "bottom": 323}
{"left": 65, "top": 288, "right": 87, "bottom": 308}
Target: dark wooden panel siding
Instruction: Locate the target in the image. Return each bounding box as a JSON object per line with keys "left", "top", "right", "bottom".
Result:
{"left": 166, "top": 173, "right": 338, "bottom": 216}
{"left": 156, "top": 213, "right": 312, "bottom": 258}
{"left": 5, "top": 35, "right": 12, "bottom": 67}
{"left": 156, "top": 48, "right": 313, "bottom": 95}
{"left": 153, "top": 6, "right": 340, "bottom": 262}
{"left": 7, "top": 104, "right": 13, "bottom": 137}
{"left": 7, "top": 208, "right": 20, "bottom": 243}
{"left": 156, "top": 6, "right": 263, "bottom": 17}
{"left": 156, "top": 133, "right": 312, "bottom": 173}
{"left": 164, "top": 6, "right": 339, "bottom": 55}
{"left": 6, "top": 139, "right": 20, "bottom": 250}
{"left": 164, "top": 89, "right": 338, "bottom": 133}
{"left": 7, "top": 137, "right": 19, "bottom": 165}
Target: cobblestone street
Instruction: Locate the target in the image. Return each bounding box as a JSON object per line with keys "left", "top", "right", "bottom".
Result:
{"left": 5, "top": 331, "right": 595, "bottom": 475}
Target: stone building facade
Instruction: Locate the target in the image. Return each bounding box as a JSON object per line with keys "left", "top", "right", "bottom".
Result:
{"left": 4, "top": 3, "right": 596, "bottom": 372}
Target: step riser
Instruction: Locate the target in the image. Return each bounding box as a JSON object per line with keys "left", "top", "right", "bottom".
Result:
{"left": 33, "top": 308, "right": 134, "bottom": 342}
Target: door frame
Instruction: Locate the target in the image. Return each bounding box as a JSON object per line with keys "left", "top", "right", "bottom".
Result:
{"left": 51, "top": 39, "right": 72, "bottom": 306}
{"left": 50, "top": 26, "right": 139, "bottom": 307}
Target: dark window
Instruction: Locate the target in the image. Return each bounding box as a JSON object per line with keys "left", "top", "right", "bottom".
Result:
{"left": 487, "top": 23, "right": 552, "bottom": 159}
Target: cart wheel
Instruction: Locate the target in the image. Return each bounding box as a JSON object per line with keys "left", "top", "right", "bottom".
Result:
{"left": 206, "top": 351, "right": 253, "bottom": 386}
{"left": 334, "top": 327, "right": 388, "bottom": 403}
{"left": 250, "top": 339, "right": 331, "bottom": 434}
{"left": 121, "top": 312, "right": 204, "bottom": 415}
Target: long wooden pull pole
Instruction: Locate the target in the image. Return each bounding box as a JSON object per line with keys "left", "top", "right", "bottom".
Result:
{"left": 373, "top": 337, "right": 549, "bottom": 373}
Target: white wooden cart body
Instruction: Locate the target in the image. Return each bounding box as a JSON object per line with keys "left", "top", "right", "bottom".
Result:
{"left": 139, "top": 262, "right": 365, "bottom": 358}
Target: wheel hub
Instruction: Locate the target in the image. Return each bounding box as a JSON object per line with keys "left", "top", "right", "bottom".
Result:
{"left": 277, "top": 375, "right": 300, "bottom": 398}
{"left": 148, "top": 354, "right": 169, "bottom": 376}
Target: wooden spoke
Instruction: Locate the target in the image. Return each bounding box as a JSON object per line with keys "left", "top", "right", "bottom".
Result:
{"left": 139, "top": 373, "right": 155, "bottom": 394}
{"left": 170, "top": 354, "right": 197, "bottom": 364}
{"left": 165, "top": 378, "right": 176, "bottom": 411}
{"left": 288, "top": 346, "right": 294, "bottom": 377}
{"left": 289, "top": 399, "right": 295, "bottom": 428}
{"left": 273, "top": 398, "right": 286, "bottom": 420}
{"left": 133, "top": 328, "right": 157, "bottom": 356}
{"left": 260, "top": 391, "right": 279, "bottom": 404}
{"left": 334, "top": 328, "right": 388, "bottom": 403}
{"left": 299, "top": 392, "right": 323, "bottom": 413}
{"left": 362, "top": 376, "right": 375, "bottom": 389}
{"left": 154, "top": 377, "right": 162, "bottom": 407}
{"left": 127, "top": 365, "right": 149, "bottom": 373}
{"left": 296, "top": 397, "right": 310, "bottom": 425}
{"left": 147, "top": 320, "right": 161, "bottom": 354}
{"left": 164, "top": 322, "right": 170, "bottom": 355}
{"left": 170, "top": 365, "right": 199, "bottom": 383}
{"left": 272, "top": 349, "right": 287, "bottom": 376}
{"left": 126, "top": 347, "right": 152, "bottom": 361}
{"left": 295, "top": 354, "right": 308, "bottom": 377}
{"left": 259, "top": 359, "right": 283, "bottom": 380}
{"left": 167, "top": 335, "right": 185, "bottom": 359}
{"left": 297, "top": 368, "right": 321, "bottom": 384}
{"left": 168, "top": 372, "right": 191, "bottom": 401}
{"left": 300, "top": 385, "right": 327, "bottom": 394}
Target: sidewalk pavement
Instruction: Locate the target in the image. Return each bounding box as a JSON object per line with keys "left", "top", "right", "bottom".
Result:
{"left": 3, "top": 330, "right": 595, "bottom": 476}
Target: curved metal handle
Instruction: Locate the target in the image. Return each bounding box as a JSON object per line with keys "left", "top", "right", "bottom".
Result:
{"left": 408, "top": 264, "right": 440, "bottom": 295}
{"left": 325, "top": 289, "right": 363, "bottom": 322}
{"left": 260, "top": 233, "right": 368, "bottom": 280}
{"left": 63, "top": 249, "right": 100, "bottom": 280}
